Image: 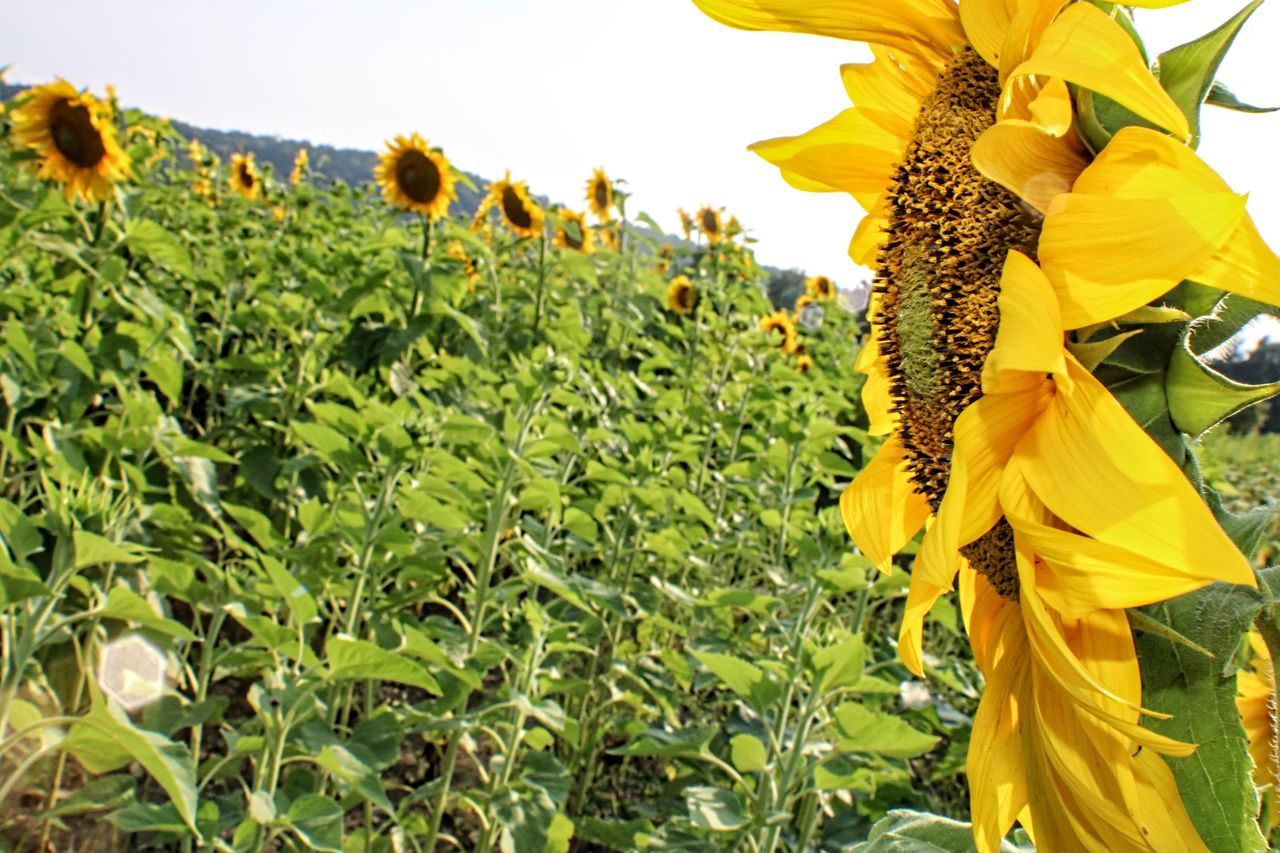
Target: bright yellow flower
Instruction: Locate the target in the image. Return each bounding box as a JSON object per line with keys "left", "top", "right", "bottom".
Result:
{"left": 585, "top": 167, "right": 613, "bottom": 222}
{"left": 1238, "top": 630, "right": 1278, "bottom": 792}
{"left": 290, "top": 147, "right": 309, "bottom": 185}
{"left": 759, "top": 310, "right": 797, "bottom": 354}
{"left": 229, "top": 153, "right": 260, "bottom": 201}
{"left": 477, "top": 172, "right": 545, "bottom": 239}
{"left": 794, "top": 352, "right": 814, "bottom": 373}
{"left": 805, "top": 275, "right": 835, "bottom": 300}
{"left": 597, "top": 224, "right": 620, "bottom": 252}
{"left": 692, "top": 0, "right": 1280, "bottom": 848}
{"left": 677, "top": 208, "right": 694, "bottom": 240}
{"left": 552, "top": 208, "right": 595, "bottom": 254}
{"left": 696, "top": 205, "right": 723, "bottom": 244}
{"left": 375, "top": 134, "right": 456, "bottom": 220}
{"left": 666, "top": 276, "right": 697, "bottom": 314}
{"left": 794, "top": 294, "right": 815, "bottom": 313}
{"left": 10, "top": 80, "right": 131, "bottom": 203}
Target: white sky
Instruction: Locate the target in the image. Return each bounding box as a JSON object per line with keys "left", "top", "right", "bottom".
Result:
{"left": 3, "top": 1, "right": 1278, "bottom": 290}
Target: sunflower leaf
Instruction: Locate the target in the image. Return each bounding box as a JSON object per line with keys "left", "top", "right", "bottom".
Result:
{"left": 1156, "top": 0, "right": 1265, "bottom": 148}
{"left": 1136, "top": 583, "right": 1269, "bottom": 853}
{"left": 1206, "top": 81, "right": 1279, "bottom": 114}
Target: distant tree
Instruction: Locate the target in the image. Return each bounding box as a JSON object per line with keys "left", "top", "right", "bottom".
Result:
{"left": 766, "top": 269, "right": 806, "bottom": 309}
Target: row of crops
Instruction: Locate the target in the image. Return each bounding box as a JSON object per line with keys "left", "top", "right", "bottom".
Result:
{"left": 0, "top": 99, "right": 997, "bottom": 851}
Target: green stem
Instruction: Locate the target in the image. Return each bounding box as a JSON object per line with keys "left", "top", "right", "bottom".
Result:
{"left": 410, "top": 215, "right": 433, "bottom": 320}
{"left": 531, "top": 234, "right": 548, "bottom": 336}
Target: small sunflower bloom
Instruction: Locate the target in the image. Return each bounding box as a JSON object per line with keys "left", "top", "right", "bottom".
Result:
{"left": 552, "top": 209, "right": 595, "bottom": 254}
{"left": 10, "top": 79, "right": 132, "bottom": 203}
{"left": 477, "top": 172, "right": 545, "bottom": 239}
{"left": 696, "top": 205, "right": 723, "bottom": 244}
{"left": 290, "top": 147, "right": 309, "bottom": 185}
{"left": 375, "top": 134, "right": 456, "bottom": 219}
{"left": 585, "top": 167, "right": 614, "bottom": 222}
{"left": 677, "top": 208, "right": 694, "bottom": 240}
{"left": 759, "top": 310, "right": 797, "bottom": 354}
{"left": 794, "top": 353, "right": 814, "bottom": 373}
{"left": 805, "top": 275, "right": 835, "bottom": 300}
{"left": 229, "top": 152, "right": 261, "bottom": 200}
{"left": 666, "top": 275, "right": 697, "bottom": 315}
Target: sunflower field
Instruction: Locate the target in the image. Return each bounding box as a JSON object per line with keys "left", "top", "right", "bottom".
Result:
{"left": 5, "top": 1, "right": 1280, "bottom": 852}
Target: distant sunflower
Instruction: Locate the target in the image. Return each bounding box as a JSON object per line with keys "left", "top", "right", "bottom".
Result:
{"left": 1238, "top": 630, "right": 1278, "bottom": 792}
{"left": 794, "top": 294, "right": 815, "bottom": 313}
{"left": 598, "top": 224, "right": 620, "bottom": 252}
{"left": 696, "top": 205, "right": 723, "bottom": 244}
{"left": 229, "top": 153, "right": 260, "bottom": 200}
{"left": 794, "top": 353, "right": 814, "bottom": 373}
{"left": 759, "top": 310, "right": 797, "bottom": 354}
{"left": 10, "top": 79, "right": 131, "bottom": 203}
{"left": 677, "top": 208, "right": 694, "bottom": 240}
{"left": 375, "top": 134, "right": 456, "bottom": 219}
{"left": 666, "top": 275, "right": 696, "bottom": 315}
{"left": 187, "top": 138, "right": 205, "bottom": 167}
{"left": 725, "top": 215, "right": 743, "bottom": 240}
{"left": 478, "top": 172, "right": 545, "bottom": 239}
{"left": 290, "top": 147, "right": 309, "bottom": 185}
{"left": 446, "top": 239, "right": 482, "bottom": 292}
{"left": 585, "top": 168, "right": 614, "bottom": 222}
{"left": 805, "top": 275, "right": 835, "bottom": 300}
{"left": 552, "top": 209, "right": 595, "bottom": 254}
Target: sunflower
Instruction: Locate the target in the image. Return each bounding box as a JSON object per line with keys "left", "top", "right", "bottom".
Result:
{"left": 477, "top": 172, "right": 545, "bottom": 239}
{"left": 552, "top": 208, "right": 595, "bottom": 254}
{"left": 794, "top": 352, "right": 814, "bottom": 373}
{"left": 805, "top": 275, "right": 835, "bottom": 300}
{"left": 597, "top": 224, "right": 620, "bottom": 252}
{"left": 696, "top": 205, "right": 723, "bottom": 244}
{"left": 446, "top": 239, "right": 482, "bottom": 292}
{"left": 10, "top": 80, "right": 131, "bottom": 203}
{"left": 666, "top": 275, "right": 697, "bottom": 315}
{"left": 759, "top": 310, "right": 797, "bottom": 354}
{"left": 725, "top": 215, "right": 743, "bottom": 240}
{"left": 677, "top": 208, "right": 695, "bottom": 240}
{"left": 695, "top": 0, "right": 1279, "bottom": 848}
{"left": 794, "top": 294, "right": 815, "bottom": 313}
{"left": 290, "top": 147, "right": 309, "bottom": 185}
{"left": 375, "top": 134, "right": 456, "bottom": 220}
{"left": 229, "top": 153, "right": 260, "bottom": 200}
{"left": 585, "top": 167, "right": 614, "bottom": 222}
{"left": 1238, "top": 631, "right": 1278, "bottom": 793}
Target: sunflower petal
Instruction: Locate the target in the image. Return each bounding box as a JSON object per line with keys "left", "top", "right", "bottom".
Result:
{"left": 1009, "top": 3, "right": 1190, "bottom": 140}
{"left": 840, "top": 55, "right": 926, "bottom": 139}
{"left": 959, "top": 0, "right": 1019, "bottom": 68}
{"left": 689, "top": 0, "right": 964, "bottom": 61}
{"left": 1187, "top": 213, "right": 1280, "bottom": 303}
{"left": 1016, "top": 358, "right": 1256, "bottom": 587}
{"left": 750, "top": 109, "right": 903, "bottom": 198}
{"left": 898, "top": 575, "right": 949, "bottom": 676}
{"left": 973, "top": 119, "right": 1088, "bottom": 214}
{"left": 840, "top": 437, "right": 931, "bottom": 573}
{"left": 848, "top": 202, "right": 889, "bottom": 267}
{"left": 983, "top": 252, "right": 1069, "bottom": 389}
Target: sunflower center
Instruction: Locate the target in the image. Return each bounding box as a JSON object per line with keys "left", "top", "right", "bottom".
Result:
{"left": 593, "top": 179, "right": 609, "bottom": 210}
{"left": 700, "top": 210, "right": 719, "bottom": 234}
{"left": 874, "top": 47, "right": 1040, "bottom": 599}
{"left": 395, "top": 149, "right": 441, "bottom": 204}
{"left": 677, "top": 285, "right": 694, "bottom": 309}
{"left": 501, "top": 185, "right": 534, "bottom": 231}
{"left": 239, "top": 163, "right": 255, "bottom": 190}
{"left": 49, "top": 99, "right": 107, "bottom": 169}
{"left": 563, "top": 220, "right": 584, "bottom": 250}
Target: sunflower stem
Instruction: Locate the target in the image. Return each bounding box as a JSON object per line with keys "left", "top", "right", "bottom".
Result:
{"left": 531, "top": 233, "right": 548, "bottom": 336}
{"left": 410, "top": 215, "right": 433, "bottom": 320}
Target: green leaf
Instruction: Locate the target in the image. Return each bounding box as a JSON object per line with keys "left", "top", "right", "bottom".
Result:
{"left": 108, "top": 802, "right": 188, "bottom": 834}
{"left": 611, "top": 726, "right": 716, "bottom": 758}
{"left": 1156, "top": 0, "right": 1264, "bottom": 147}
{"left": 684, "top": 786, "right": 748, "bottom": 832}
{"left": 1206, "top": 81, "right": 1278, "bottom": 113}
{"left": 851, "top": 809, "right": 1031, "bottom": 852}
{"left": 813, "top": 633, "right": 865, "bottom": 694}
{"left": 47, "top": 774, "right": 135, "bottom": 818}
{"left": 832, "top": 702, "right": 940, "bottom": 759}
{"left": 574, "top": 816, "right": 658, "bottom": 851}
{"left": 325, "top": 635, "right": 441, "bottom": 696}
{"left": 63, "top": 685, "right": 200, "bottom": 838}
{"left": 729, "top": 734, "right": 767, "bottom": 773}
{"left": 73, "top": 530, "right": 146, "bottom": 569}
{"left": 284, "top": 794, "right": 344, "bottom": 852}
{"left": 691, "top": 650, "right": 780, "bottom": 707}
{"left": 101, "top": 586, "right": 196, "bottom": 641}
{"left": 260, "top": 554, "right": 318, "bottom": 625}
{"left": 0, "top": 498, "right": 42, "bottom": 562}
{"left": 125, "top": 219, "right": 196, "bottom": 279}
{"left": 315, "top": 744, "right": 393, "bottom": 814}
{"left": 1136, "top": 581, "right": 1270, "bottom": 852}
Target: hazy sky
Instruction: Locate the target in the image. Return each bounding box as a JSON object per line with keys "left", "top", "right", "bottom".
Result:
{"left": 4, "top": 1, "right": 1278, "bottom": 290}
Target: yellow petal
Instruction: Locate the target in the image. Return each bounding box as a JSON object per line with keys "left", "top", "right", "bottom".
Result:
{"left": 972, "top": 119, "right": 1088, "bottom": 214}
{"left": 898, "top": 575, "right": 949, "bottom": 676}
{"left": 840, "top": 54, "right": 925, "bottom": 139}
{"left": 982, "top": 252, "right": 1069, "bottom": 390}
{"left": 848, "top": 203, "right": 888, "bottom": 268}
{"left": 959, "top": 0, "right": 1019, "bottom": 68}
{"left": 997, "top": 0, "right": 1071, "bottom": 84}
{"left": 750, "top": 109, "right": 903, "bottom": 198}
{"left": 1008, "top": 2, "right": 1189, "bottom": 140}
{"left": 690, "top": 0, "right": 964, "bottom": 62}
{"left": 1016, "top": 357, "right": 1256, "bottom": 588}
{"left": 1187, "top": 213, "right": 1280, "bottom": 304}
{"left": 840, "top": 437, "right": 931, "bottom": 573}
{"left": 1040, "top": 192, "right": 1246, "bottom": 330}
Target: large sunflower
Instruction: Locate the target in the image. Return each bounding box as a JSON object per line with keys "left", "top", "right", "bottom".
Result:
{"left": 666, "top": 275, "right": 697, "bottom": 315}
{"left": 695, "top": 0, "right": 1280, "bottom": 848}
{"left": 229, "top": 153, "right": 261, "bottom": 201}
{"left": 10, "top": 80, "right": 131, "bottom": 203}
{"left": 375, "top": 134, "right": 456, "bottom": 219}
{"left": 585, "top": 167, "right": 614, "bottom": 222}
{"left": 477, "top": 172, "right": 545, "bottom": 240}
{"left": 552, "top": 208, "right": 595, "bottom": 254}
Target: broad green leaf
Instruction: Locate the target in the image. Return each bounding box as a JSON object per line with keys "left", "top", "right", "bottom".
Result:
{"left": 692, "top": 650, "right": 778, "bottom": 708}
{"left": 813, "top": 634, "right": 865, "bottom": 694}
{"left": 1206, "top": 81, "right": 1278, "bottom": 113}
{"left": 1136, "top": 579, "right": 1271, "bottom": 853}
{"left": 611, "top": 726, "right": 716, "bottom": 758}
{"left": 325, "top": 635, "right": 441, "bottom": 695}
{"left": 260, "top": 554, "right": 318, "bottom": 625}
{"left": 0, "top": 498, "right": 42, "bottom": 562}
{"left": 684, "top": 786, "right": 747, "bottom": 832}
{"left": 729, "top": 734, "right": 767, "bottom": 773}
{"left": 73, "top": 531, "right": 146, "bottom": 569}
{"left": 315, "top": 744, "right": 393, "bottom": 814}
{"left": 125, "top": 219, "right": 196, "bottom": 279}
{"left": 851, "top": 809, "right": 1032, "bottom": 852}
{"left": 833, "top": 702, "right": 939, "bottom": 759}
{"left": 101, "top": 586, "right": 196, "bottom": 641}
{"left": 48, "top": 774, "right": 135, "bottom": 818}
{"left": 285, "top": 794, "right": 343, "bottom": 852}
{"left": 1156, "top": 0, "right": 1264, "bottom": 147}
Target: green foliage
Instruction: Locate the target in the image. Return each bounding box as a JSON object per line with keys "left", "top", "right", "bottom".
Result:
{"left": 0, "top": 106, "right": 981, "bottom": 851}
